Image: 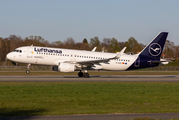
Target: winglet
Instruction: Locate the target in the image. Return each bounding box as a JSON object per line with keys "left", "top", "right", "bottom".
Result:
{"left": 92, "top": 47, "right": 97, "bottom": 52}
{"left": 115, "top": 47, "right": 126, "bottom": 59}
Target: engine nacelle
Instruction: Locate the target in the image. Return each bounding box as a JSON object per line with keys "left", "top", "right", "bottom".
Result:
{"left": 52, "top": 63, "right": 75, "bottom": 72}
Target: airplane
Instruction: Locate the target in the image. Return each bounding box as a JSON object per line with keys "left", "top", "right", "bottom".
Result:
{"left": 6, "top": 32, "right": 168, "bottom": 78}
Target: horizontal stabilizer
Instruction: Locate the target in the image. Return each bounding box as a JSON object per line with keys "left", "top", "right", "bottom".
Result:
{"left": 147, "top": 59, "right": 169, "bottom": 65}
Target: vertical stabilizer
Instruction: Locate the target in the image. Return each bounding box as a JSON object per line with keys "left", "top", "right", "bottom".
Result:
{"left": 127, "top": 32, "right": 168, "bottom": 70}
{"left": 139, "top": 32, "right": 168, "bottom": 59}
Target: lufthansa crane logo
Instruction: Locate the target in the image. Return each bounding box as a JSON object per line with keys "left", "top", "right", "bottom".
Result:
{"left": 149, "top": 43, "right": 161, "bottom": 56}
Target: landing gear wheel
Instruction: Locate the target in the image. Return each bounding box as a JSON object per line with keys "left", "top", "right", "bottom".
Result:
{"left": 83, "top": 73, "right": 89, "bottom": 78}
{"left": 78, "top": 71, "right": 84, "bottom": 77}
{"left": 26, "top": 64, "right": 31, "bottom": 74}
{"left": 26, "top": 70, "right": 30, "bottom": 74}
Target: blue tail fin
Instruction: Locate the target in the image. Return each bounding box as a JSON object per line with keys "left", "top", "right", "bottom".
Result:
{"left": 127, "top": 32, "right": 168, "bottom": 70}
{"left": 139, "top": 32, "right": 168, "bottom": 59}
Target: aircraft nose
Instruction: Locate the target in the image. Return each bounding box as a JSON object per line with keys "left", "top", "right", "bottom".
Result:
{"left": 6, "top": 53, "right": 13, "bottom": 61}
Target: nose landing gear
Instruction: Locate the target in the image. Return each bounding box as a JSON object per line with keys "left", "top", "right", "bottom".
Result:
{"left": 26, "top": 64, "right": 31, "bottom": 74}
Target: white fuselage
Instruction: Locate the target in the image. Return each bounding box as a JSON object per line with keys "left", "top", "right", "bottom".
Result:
{"left": 7, "top": 46, "right": 138, "bottom": 71}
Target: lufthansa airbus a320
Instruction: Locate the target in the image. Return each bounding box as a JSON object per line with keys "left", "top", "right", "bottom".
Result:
{"left": 6, "top": 32, "right": 168, "bottom": 77}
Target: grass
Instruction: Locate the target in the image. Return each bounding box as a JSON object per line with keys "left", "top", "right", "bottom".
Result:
{"left": 1, "top": 82, "right": 179, "bottom": 116}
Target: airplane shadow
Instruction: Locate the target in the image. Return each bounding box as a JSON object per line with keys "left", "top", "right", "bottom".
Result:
{"left": 0, "top": 108, "right": 46, "bottom": 120}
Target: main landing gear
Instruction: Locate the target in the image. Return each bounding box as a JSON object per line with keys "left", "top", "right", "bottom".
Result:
{"left": 78, "top": 70, "right": 89, "bottom": 78}
{"left": 26, "top": 64, "right": 31, "bottom": 74}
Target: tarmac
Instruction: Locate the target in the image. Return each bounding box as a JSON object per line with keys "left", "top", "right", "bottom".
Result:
{"left": 0, "top": 75, "right": 179, "bottom": 82}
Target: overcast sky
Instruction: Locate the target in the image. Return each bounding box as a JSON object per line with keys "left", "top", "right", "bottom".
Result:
{"left": 0, "top": 0, "right": 179, "bottom": 45}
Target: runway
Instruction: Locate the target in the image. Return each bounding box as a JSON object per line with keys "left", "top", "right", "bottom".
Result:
{"left": 0, "top": 75, "right": 179, "bottom": 82}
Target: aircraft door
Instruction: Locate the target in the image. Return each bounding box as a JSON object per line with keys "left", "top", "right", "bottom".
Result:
{"left": 27, "top": 47, "right": 33, "bottom": 58}
{"left": 134, "top": 57, "right": 140, "bottom": 67}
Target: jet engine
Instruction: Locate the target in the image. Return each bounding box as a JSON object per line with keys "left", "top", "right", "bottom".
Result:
{"left": 52, "top": 63, "right": 76, "bottom": 72}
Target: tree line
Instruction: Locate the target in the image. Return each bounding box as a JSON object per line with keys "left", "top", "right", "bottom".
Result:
{"left": 0, "top": 35, "right": 178, "bottom": 65}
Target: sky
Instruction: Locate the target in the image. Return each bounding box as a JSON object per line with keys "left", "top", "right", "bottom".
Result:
{"left": 0, "top": 0, "right": 179, "bottom": 45}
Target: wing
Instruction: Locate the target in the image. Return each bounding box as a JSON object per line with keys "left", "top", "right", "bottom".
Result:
{"left": 54, "top": 47, "right": 126, "bottom": 68}
{"left": 75, "top": 47, "right": 126, "bottom": 66}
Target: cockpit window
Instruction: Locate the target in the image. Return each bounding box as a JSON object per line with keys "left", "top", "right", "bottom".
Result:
{"left": 14, "top": 49, "right": 22, "bottom": 53}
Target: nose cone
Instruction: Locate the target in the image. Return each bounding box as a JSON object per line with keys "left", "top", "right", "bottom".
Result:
{"left": 6, "top": 52, "right": 13, "bottom": 61}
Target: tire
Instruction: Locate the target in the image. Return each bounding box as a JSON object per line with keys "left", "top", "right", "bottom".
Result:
{"left": 26, "top": 70, "right": 30, "bottom": 74}
{"left": 84, "top": 73, "right": 89, "bottom": 78}
{"left": 78, "top": 72, "right": 83, "bottom": 77}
